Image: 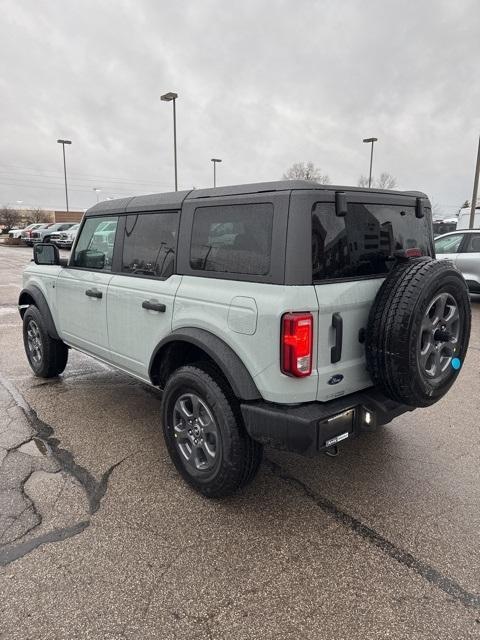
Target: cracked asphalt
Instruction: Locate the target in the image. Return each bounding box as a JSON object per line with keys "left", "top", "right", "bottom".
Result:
{"left": 0, "top": 244, "right": 479, "bottom": 639}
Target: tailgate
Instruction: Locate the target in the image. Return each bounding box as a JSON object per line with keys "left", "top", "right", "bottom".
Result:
{"left": 314, "top": 279, "right": 383, "bottom": 401}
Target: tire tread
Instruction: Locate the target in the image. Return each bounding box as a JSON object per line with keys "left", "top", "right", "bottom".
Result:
{"left": 366, "top": 258, "right": 471, "bottom": 407}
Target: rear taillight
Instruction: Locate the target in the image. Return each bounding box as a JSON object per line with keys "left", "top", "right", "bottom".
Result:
{"left": 393, "top": 247, "right": 423, "bottom": 259}
{"left": 405, "top": 247, "right": 422, "bottom": 258}
{"left": 281, "top": 312, "right": 313, "bottom": 377}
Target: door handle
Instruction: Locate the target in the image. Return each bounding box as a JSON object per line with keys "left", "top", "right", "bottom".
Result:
{"left": 85, "top": 288, "right": 103, "bottom": 299}
{"left": 142, "top": 300, "right": 166, "bottom": 313}
{"left": 331, "top": 312, "right": 343, "bottom": 363}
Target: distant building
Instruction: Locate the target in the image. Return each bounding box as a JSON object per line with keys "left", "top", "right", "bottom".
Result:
{"left": 52, "top": 209, "right": 84, "bottom": 223}
{"left": 16, "top": 207, "right": 84, "bottom": 224}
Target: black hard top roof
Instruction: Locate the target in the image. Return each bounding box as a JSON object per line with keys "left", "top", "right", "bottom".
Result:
{"left": 85, "top": 180, "right": 427, "bottom": 217}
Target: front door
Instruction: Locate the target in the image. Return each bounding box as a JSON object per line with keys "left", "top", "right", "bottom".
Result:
{"left": 455, "top": 233, "right": 480, "bottom": 292}
{"left": 106, "top": 210, "right": 181, "bottom": 379}
{"left": 434, "top": 232, "right": 464, "bottom": 267}
{"left": 56, "top": 215, "right": 119, "bottom": 360}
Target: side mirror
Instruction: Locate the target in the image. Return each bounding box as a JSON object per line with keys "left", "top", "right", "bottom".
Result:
{"left": 33, "top": 243, "right": 60, "bottom": 265}
{"left": 75, "top": 249, "right": 105, "bottom": 269}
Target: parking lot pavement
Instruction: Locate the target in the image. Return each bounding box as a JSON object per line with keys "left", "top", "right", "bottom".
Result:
{"left": 0, "top": 245, "right": 479, "bottom": 640}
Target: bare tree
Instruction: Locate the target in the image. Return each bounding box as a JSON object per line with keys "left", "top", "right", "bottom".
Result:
{"left": 358, "top": 175, "right": 370, "bottom": 188}
{"left": 358, "top": 172, "right": 397, "bottom": 190}
{"left": 27, "top": 207, "right": 51, "bottom": 224}
{"left": 376, "top": 172, "right": 397, "bottom": 189}
{"left": 431, "top": 201, "right": 442, "bottom": 217}
{"left": 283, "top": 161, "right": 330, "bottom": 184}
{"left": 0, "top": 206, "right": 21, "bottom": 231}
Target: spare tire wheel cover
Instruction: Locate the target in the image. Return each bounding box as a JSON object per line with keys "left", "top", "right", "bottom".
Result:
{"left": 365, "top": 258, "right": 471, "bottom": 408}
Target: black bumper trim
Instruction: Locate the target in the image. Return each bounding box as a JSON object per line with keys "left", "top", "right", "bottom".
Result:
{"left": 241, "top": 388, "right": 413, "bottom": 456}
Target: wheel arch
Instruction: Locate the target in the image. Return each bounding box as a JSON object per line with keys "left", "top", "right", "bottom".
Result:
{"left": 18, "top": 285, "right": 60, "bottom": 340}
{"left": 149, "top": 328, "right": 261, "bottom": 401}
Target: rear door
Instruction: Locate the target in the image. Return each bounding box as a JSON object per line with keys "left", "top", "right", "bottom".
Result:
{"left": 311, "top": 192, "right": 433, "bottom": 401}
{"left": 106, "top": 210, "right": 181, "bottom": 379}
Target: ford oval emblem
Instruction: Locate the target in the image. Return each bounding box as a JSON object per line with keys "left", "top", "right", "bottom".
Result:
{"left": 328, "top": 374, "right": 344, "bottom": 385}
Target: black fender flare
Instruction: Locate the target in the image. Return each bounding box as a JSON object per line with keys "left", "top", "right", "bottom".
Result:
{"left": 18, "top": 286, "right": 60, "bottom": 340}
{"left": 149, "top": 328, "right": 261, "bottom": 401}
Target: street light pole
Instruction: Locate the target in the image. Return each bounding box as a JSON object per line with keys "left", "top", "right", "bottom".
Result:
{"left": 57, "top": 139, "right": 72, "bottom": 211}
{"left": 469, "top": 136, "right": 480, "bottom": 229}
{"left": 161, "top": 92, "right": 178, "bottom": 191}
{"left": 363, "top": 137, "right": 378, "bottom": 188}
{"left": 211, "top": 158, "right": 222, "bottom": 187}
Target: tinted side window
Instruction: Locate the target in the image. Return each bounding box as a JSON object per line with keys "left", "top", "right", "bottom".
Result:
{"left": 72, "top": 216, "right": 118, "bottom": 271}
{"left": 434, "top": 234, "right": 464, "bottom": 254}
{"left": 462, "top": 234, "right": 480, "bottom": 253}
{"left": 122, "top": 212, "right": 178, "bottom": 278}
{"left": 190, "top": 203, "right": 273, "bottom": 275}
{"left": 312, "top": 202, "right": 431, "bottom": 281}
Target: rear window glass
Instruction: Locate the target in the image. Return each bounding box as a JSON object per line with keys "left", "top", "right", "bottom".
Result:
{"left": 122, "top": 212, "right": 178, "bottom": 278}
{"left": 190, "top": 203, "right": 273, "bottom": 275}
{"left": 312, "top": 202, "right": 432, "bottom": 281}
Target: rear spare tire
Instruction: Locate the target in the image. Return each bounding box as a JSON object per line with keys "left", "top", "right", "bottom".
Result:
{"left": 366, "top": 258, "right": 471, "bottom": 407}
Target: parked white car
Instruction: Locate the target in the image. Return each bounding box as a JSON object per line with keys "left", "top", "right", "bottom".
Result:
{"left": 24, "top": 223, "right": 55, "bottom": 246}
{"left": 435, "top": 229, "right": 480, "bottom": 293}
{"left": 8, "top": 223, "right": 47, "bottom": 240}
{"left": 8, "top": 227, "right": 25, "bottom": 239}
{"left": 21, "top": 223, "right": 46, "bottom": 241}
{"left": 50, "top": 223, "right": 80, "bottom": 249}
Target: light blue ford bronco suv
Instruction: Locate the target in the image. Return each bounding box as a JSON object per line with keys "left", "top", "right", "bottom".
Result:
{"left": 19, "top": 181, "right": 471, "bottom": 497}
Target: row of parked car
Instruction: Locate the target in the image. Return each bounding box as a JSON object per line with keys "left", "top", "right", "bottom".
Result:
{"left": 8, "top": 222, "right": 80, "bottom": 249}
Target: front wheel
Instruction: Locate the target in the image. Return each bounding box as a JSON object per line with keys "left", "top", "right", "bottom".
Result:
{"left": 23, "top": 306, "right": 68, "bottom": 378}
{"left": 161, "top": 365, "right": 263, "bottom": 498}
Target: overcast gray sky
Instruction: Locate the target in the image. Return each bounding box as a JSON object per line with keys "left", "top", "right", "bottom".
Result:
{"left": 1, "top": 0, "right": 479, "bottom": 215}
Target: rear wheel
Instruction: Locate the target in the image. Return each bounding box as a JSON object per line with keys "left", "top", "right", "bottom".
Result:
{"left": 23, "top": 306, "right": 68, "bottom": 378}
{"left": 161, "top": 365, "right": 263, "bottom": 498}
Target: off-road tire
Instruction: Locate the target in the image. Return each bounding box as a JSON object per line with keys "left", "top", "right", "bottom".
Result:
{"left": 23, "top": 306, "right": 68, "bottom": 378}
{"left": 366, "top": 258, "right": 471, "bottom": 407}
{"left": 161, "top": 364, "right": 263, "bottom": 498}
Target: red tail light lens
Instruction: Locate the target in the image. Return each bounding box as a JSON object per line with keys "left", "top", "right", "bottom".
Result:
{"left": 405, "top": 247, "right": 422, "bottom": 258}
{"left": 394, "top": 247, "right": 423, "bottom": 259}
{"left": 281, "top": 312, "right": 313, "bottom": 377}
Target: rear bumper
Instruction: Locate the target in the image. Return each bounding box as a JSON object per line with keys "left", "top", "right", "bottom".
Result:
{"left": 241, "top": 389, "right": 413, "bottom": 456}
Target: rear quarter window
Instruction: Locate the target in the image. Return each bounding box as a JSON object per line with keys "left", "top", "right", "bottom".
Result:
{"left": 190, "top": 203, "right": 273, "bottom": 275}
